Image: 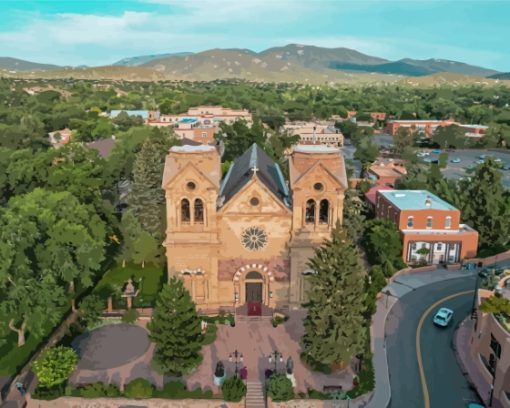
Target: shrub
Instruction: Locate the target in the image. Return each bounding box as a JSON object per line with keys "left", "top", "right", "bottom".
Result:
{"left": 32, "top": 384, "right": 65, "bottom": 400}
{"left": 122, "top": 308, "right": 139, "bottom": 324}
{"left": 124, "top": 378, "right": 154, "bottom": 399}
{"left": 201, "top": 324, "right": 217, "bottom": 345}
{"left": 77, "top": 382, "right": 121, "bottom": 398}
{"left": 267, "top": 374, "right": 294, "bottom": 402}
{"left": 221, "top": 376, "right": 246, "bottom": 402}
{"left": 154, "top": 381, "right": 213, "bottom": 399}
{"left": 33, "top": 346, "right": 78, "bottom": 388}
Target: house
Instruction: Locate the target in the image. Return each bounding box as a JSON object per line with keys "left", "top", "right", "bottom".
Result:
{"left": 385, "top": 119, "right": 488, "bottom": 138}
{"left": 48, "top": 128, "right": 73, "bottom": 148}
{"left": 367, "top": 160, "right": 407, "bottom": 187}
{"left": 162, "top": 143, "right": 347, "bottom": 314}
{"left": 86, "top": 136, "right": 117, "bottom": 158}
{"left": 375, "top": 190, "right": 478, "bottom": 264}
{"left": 109, "top": 110, "right": 152, "bottom": 121}
{"left": 284, "top": 123, "right": 343, "bottom": 147}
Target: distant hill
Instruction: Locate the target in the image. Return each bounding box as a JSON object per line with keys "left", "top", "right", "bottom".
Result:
{"left": 0, "top": 57, "right": 60, "bottom": 71}
{"left": 332, "top": 58, "right": 498, "bottom": 77}
{"left": 488, "top": 72, "right": 510, "bottom": 80}
{"left": 113, "top": 52, "right": 193, "bottom": 66}
{"left": 0, "top": 44, "right": 505, "bottom": 84}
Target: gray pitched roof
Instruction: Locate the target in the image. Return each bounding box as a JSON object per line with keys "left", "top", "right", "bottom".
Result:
{"left": 219, "top": 143, "right": 290, "bottom": 207}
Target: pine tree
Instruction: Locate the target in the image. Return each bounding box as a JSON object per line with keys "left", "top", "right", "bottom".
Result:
{"left": 462, "top": 159, "right": 510, "bottom": 249}
{"left": 130, "top": 134, "right": 174, "bottom": 239}
{"left": 148, "top": 278, "right": 203, "bottom": 375}
{"left": 342, "top": 189, "right": 366, "bottom": 244}
{"left": 301, "top": 224, "right": 367, "bottom": 368}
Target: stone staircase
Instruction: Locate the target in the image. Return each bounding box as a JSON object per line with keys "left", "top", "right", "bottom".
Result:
{"left": 245, "top": 380, "right": 266, "bottom": 408}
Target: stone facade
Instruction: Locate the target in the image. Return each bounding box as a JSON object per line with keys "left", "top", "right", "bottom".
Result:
{"left": 162, "top": 143, "right": 347, "bottom": 312}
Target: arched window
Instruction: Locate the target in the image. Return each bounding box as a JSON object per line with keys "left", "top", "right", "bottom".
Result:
{"left": 305, "top": 199, "right": 315, "bottom": 224}
{"left": 246, "top": 271, "right": 263, "bottom": 280}
{"left": 319, "top": 199, "right": 329, "bottom": 224}
{"left": 181, "top": 199, "right": 190, "bottom": 223}
{"left": 194, "top": 198, "right": 204, "bottom": 224}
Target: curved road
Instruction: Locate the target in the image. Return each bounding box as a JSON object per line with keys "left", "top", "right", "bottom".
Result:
{"left": 386, "top": 276, "right": 482, "bottom": 408}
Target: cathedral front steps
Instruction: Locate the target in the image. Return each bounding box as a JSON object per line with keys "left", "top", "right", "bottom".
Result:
{"left": 245, "top": 380, "right": 266, "bottom": 408}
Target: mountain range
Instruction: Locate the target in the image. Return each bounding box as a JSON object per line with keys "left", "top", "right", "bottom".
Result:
{"left": 0, "top": 44, "right": 504, "bottom": 83}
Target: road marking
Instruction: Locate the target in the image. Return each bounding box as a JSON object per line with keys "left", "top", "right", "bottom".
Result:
{"left": 416, "top": 289, "right": 474, "bottom": 408}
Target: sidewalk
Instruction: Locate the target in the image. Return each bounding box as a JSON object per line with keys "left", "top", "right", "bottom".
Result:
{"left": 365, "top": 267, "right": 476, "bottom": 408}
{"left": 454, "top": 317, "right": 491, "bottom": 406}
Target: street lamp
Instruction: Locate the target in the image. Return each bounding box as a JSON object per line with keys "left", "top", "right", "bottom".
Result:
{"left": 383, "top": 289, "right": 395, "bottom": 309}
{"left": 268, "top": 350, "right": 283, "bottom": 374}
{"left": 229, "top": 349, "right": 243, "bottom": 377}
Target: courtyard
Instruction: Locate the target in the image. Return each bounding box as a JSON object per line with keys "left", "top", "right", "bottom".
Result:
{"left": 69, "top": 312, "right": 355, "bottom": 395}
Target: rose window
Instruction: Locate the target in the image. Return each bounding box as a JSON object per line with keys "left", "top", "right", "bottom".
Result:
{"left": 241, "top": 226, "right": 268, "bottom": 251}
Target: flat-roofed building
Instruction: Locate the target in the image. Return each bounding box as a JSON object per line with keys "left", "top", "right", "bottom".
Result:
{"left": 375, "top": 189, "right": 478, "bottom": 265}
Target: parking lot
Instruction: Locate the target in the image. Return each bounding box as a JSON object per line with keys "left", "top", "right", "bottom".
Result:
{"left": 417, "top": 148, "right": 510, "bottom": 189}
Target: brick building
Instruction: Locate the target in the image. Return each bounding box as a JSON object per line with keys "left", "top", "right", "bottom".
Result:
{"left": 385, "top": 119, "right": 488, "bottom": 137}
{"left": 375, "top": 190, "right": 478, "bottom": 264}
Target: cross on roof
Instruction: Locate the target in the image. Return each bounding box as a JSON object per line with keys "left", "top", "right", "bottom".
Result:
{"left": 251, "top": 165, "right": 259, "bottom": 176}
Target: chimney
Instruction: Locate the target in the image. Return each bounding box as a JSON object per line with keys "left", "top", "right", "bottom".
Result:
{"left": 425, "top": 196, "right": 432, "bottom": 207}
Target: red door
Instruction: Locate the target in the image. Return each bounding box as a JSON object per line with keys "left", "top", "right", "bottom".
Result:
{"left": 246, "top": 283, "right": 262, "bottom": 316}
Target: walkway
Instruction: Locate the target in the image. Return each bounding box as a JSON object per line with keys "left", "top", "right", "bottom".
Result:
{"left": 185, "top": 311, "right": 354, "bottom": 394}
{"left": 454, "top": 317, "right": 491, "bottom": 405}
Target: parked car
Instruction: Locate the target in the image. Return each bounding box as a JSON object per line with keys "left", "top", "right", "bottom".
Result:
{"left": 475, "top": 159, "right": 485, "bottom": 164}
{"left": 502, "top": 164, "right": 510, "bottom": 171}
{"left": 467, "top": 404, "right": 485, "bottom": 408}
{"left": 433, "top": 307, "right": 454, "bottom": 327}
{"left": 479, "top": 154, "right": 487, "bottom": 159}
{"left": 450, "top": 157, "right": 461, "bottom": 163}
{"left": 423, "top": 158, "right": 432, "bottom": 163}
{"left": 432, "top": 149, "right": 441, "bottom": 154}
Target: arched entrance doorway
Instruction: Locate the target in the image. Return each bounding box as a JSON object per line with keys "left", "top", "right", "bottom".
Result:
{"left": 245, "top": 271, "right": 263, "bottom": 315}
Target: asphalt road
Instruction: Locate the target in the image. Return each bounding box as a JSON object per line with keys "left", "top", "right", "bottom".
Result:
{"left": 386, "top": 276, "right": 482, "bottom": 408}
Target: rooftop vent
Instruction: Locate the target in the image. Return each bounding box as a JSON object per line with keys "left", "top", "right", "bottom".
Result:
{"left": 425, "top": 196, "right": 432, "bottom": 207}
{"left": 394, "top": 193, "right": 406, "bottom": 198}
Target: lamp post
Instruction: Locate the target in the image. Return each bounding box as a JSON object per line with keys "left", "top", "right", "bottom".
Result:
{"left": 471, "top": 269, "right": 480, "bottom": 321}
{"left": 268, "top": 350, "right": 283, "bottom": 374}
{"left": 383, "top": 289, "right": 395, "bottom": 309}
{"left": 229, "top": 349, "right": 243, "bottom": 377}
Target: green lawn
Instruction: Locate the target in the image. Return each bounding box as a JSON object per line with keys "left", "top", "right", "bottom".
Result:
{"left": 94, "top": 263, "right": 165, "bottom": 307}
{"left": 0, "top": 317, "right": 62, "bottom": 376}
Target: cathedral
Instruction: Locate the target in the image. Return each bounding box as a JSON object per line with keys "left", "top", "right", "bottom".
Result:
{"left": 162, "top": 143, "right": 347, "bottom": 315}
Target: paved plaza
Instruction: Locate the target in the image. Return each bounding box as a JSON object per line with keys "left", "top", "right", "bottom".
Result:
{"left": 185, "top": 311, "right": 354, "bottom": 394}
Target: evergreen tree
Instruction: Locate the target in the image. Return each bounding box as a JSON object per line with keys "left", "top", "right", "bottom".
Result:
{"left": 301, "top": 224, "right": 367, "bottom": 367}
{"left": 363, "top": 218, "right": 404, "bottom": 276}
{"left": 130, "top": 134, "right": 175, "bottom": 239}
{"left": 462, "top": 160, "right": 510, "bottom": 249}
{"left": 148, "top": 278, "right": 203, "bottom": 375}
{"left": 342, "top": 189, "right": 366, "bottom": 244}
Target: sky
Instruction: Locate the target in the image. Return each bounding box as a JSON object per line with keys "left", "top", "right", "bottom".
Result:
{"left": 0, "top": 0, "right": 508, "bottom": 71}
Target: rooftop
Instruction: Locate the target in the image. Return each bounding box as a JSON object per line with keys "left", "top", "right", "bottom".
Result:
{"left": 379, "top": 190, "right": 457, "bottom": 211}
{"left": 170, "top": 145, "right": 216, "bottom": 153}
{"left": 293, "top": 144, "right": 340, "bottom": 154}
{"left": 110, "top": 110, "right": 149, "bottom": 119}
{"left": 178, "top": 117, "right": 199, "bottom": 124}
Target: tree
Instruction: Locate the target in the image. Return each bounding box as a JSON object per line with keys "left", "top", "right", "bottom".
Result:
{"left": 113, "top": 111, "right": 144, "bottom": 131}
{"left": 363, "top": 219, "right": 404, "bottom": 276}
{"left": 130, "top": 133, "right": 175, "bottom": 239}
{"left": 124, "top": 378, "right": 154, "bottom": 399}
{"left": 33, "top": 346, "right": 78, "bottom": 388}
{"left": 432, "top": 125, "right": 466, "bottom": 149}
{"left": 354, "top": 137, "right": 378, "bottom": 165}
{"left": 118, "top": 210, "right": 143, "bottom": 267}
{"left": 148, "top": 278, "right": 203, "bottom": 375}
{"left": 301, "top": 224, "right": 367, "bottom": 367}
{"left": 217, "top": 118, "right": 266, "bottom": 162}
{"left": 132, "top": 230, "right": 159, "bottom": 268}
{"left": 79, "top": 295, "right": 105, "bottom": 328}
{"left": 394, "top": 127, "right": 414, "bottom": 154}
{"left": 342, "top": 189, "right": 366, "bottom": 243}
{"left": 0, "top": 188, "right": 107, "bottom": 314}
{"left": 480, "top": 296, "right": 510, "bottom": 316}
{"left": 461, "top": 160, "right": 510, "bottom": 249}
